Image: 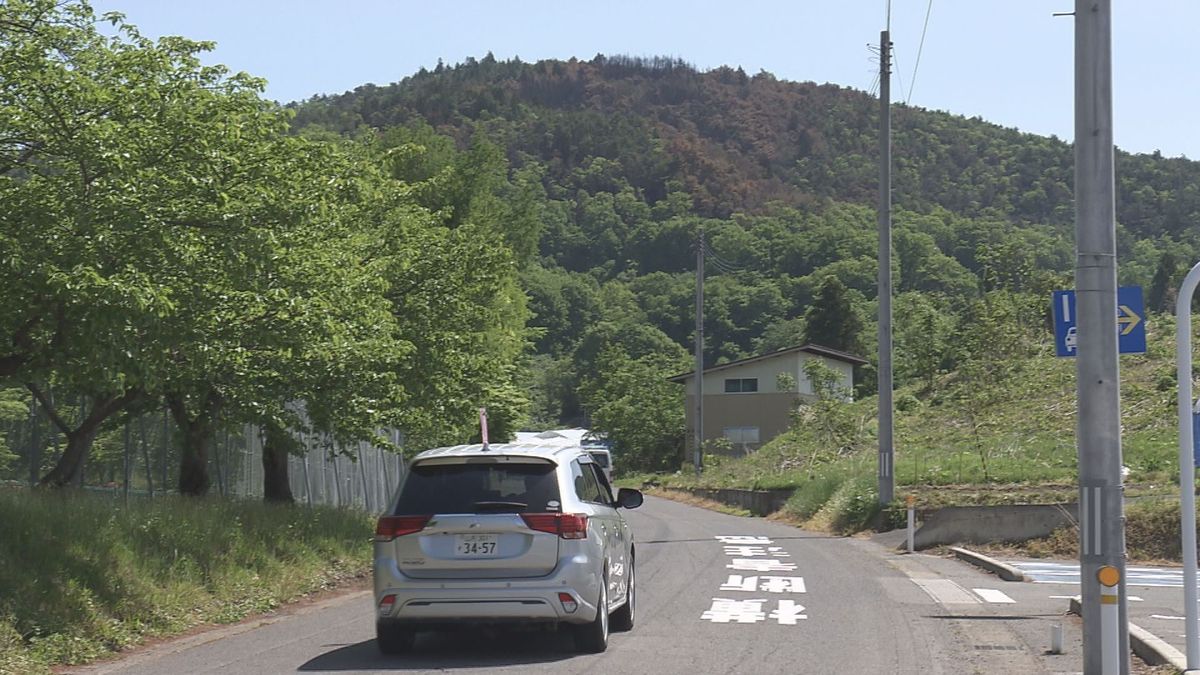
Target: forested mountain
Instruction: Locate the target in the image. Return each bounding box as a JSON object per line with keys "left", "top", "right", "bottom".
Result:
{"left": 286, "top": 54, "right": 1199, "bottom": 468}
{"left": 3, "top": 0, "right": 1195, "bottom": 492}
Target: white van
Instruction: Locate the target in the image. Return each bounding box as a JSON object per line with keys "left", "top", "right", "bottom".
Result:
{"left": 586, "top": 447, "right": 613, "bottom": 483}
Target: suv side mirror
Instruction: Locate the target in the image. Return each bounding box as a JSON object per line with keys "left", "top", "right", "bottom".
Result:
{"left": 616, "top": 488, "right": 643, "bottom": 510}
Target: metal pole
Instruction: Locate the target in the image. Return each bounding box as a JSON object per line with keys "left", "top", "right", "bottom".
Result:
{"left": 1176, "top": 260, "right": 1200, "bottom": 669}
{"left": 302, "top": 442, "right": 313, "bottom": 507}
{"left": 877, "top": 29, "right": 894, "bottom": 506}
{"left": 138, "top": 417, "right": 154, "bottom": 498}
{"left": 694, "top": 226, "right": 705, "bottom": 476}
{"left": 1074, "top": 2, "right": 1129, "bottom": 672}
{"left": 359, "top": 445, "right": 371, "bottom": 512}
{"left": 123, "top": 418, "right": 131, "bottom": 505}
{"left": 161, "top": 410, "right": 169, "bottom": 491}
{"left": 332, "top": 446, "right": 343, "bottom": 508}
{"left": 28, "top": 391, "right": 40, "bottom": 487}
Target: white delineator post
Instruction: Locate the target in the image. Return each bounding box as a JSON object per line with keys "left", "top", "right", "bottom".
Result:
{"left": 1099, "top": 567, "right": 1119, "bottom": 675}
{"left": 906, "top": 494, "right": 915, "bottom": 553}
{"left": 1176, "top": 260, "right": 1200, "bottom": 670}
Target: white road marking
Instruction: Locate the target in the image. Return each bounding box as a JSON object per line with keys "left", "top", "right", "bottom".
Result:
{"left": 701, "top": 598, "right": 767, "bottom": 623}
{"left": 1150, "top": 614, "right": 1186, "bottom": 620}
{"left": 715, "top": 535, "right": 773, "bottom": 545}
{"left": 972, "top": 588, "right": 1016, "bottom": 604}
{"left": 727, "top": 558, "right": 798, "bottom": 572}
{"left": 768, "top": 600, "right": 808, "bottom": 624}
{"left": 759, "top": 576, "right": 806, "bottom": 594}
{"left": 1015, "top": 561, "right": 1189, "bottom": 588}
{"left": 720, "top": 575, "right": 807, "bottom": 593}
{"left": 721, "top": 545, "right": 792, "bottom": 558}
{"left": 701, "top": 598, "right": 808, "bottom": 625}
{"left": 911, "top": 578, "right": 981, "bottom": 605}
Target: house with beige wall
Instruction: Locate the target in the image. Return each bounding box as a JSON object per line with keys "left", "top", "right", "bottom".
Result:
{"left": 669, "top": 344, "right": 867, "bottom": 455}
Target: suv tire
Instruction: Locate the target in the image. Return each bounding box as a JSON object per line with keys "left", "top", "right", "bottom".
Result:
{"left": 610, "top": 562, "right": 634, "bottom": 632}
{"left": 573, "top": 575, "right": 609, "bottom": 653}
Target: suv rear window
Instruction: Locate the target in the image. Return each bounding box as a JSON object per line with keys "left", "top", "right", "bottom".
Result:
{"left": 588, "top": 452, "right": 610, "bottom": 468}
{"left": 394, "top": 461, "right": 560, "bottom": 515}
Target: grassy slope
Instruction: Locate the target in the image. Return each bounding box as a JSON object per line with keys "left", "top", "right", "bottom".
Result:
{"left": 0, "top": 489, "right": 372, "bottom": 674}
{"left": 636, "top": 312, "right": 1184, "bottom": 533}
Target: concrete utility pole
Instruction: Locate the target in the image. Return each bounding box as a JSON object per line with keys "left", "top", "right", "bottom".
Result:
{"left": 877, "top": 29, "right": 894, "bottom": 506}
{"left": 694, "top": 227, "right": 705, "bottom": 477}
{"left": 1073, "top": 2, "right": 1130, "bottom": 672}
{"left": 694, "top": 228, "right": 705, "bottom": 476}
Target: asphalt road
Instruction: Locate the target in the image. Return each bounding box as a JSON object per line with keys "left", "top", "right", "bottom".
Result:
{"left": 1010, "top": 558, "right": 1197, "bottom": 659}
{"left": 72, "top": 496, "right": 1086, "bottom": 674}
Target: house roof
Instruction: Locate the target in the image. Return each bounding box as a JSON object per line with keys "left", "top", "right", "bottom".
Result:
{"left": 667, "top": 343, "right": 868, "bottom": 382}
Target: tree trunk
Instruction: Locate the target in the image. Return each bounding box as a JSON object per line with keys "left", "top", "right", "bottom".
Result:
{"left": 36, "top": 387, "right": 140, "bottom": 488}
{"left": 168, "top": 389, "right": 221, "bottom": 497}
{"left": 262, "top": 423, "right": 295, "bottom": 504}
{"left": 39, "top": 426, "right": 101, "bottom": 487}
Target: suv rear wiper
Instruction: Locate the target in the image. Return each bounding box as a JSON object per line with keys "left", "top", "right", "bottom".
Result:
{"left": 472, "top": 501, "right": 529, "bottom": 511}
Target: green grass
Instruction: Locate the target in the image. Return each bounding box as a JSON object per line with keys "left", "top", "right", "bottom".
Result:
{"left": 0, "top": 489, "right": 373, "bottom": 674}
{"left": 635, "top": 311, "right": 1192, "bottom": 533}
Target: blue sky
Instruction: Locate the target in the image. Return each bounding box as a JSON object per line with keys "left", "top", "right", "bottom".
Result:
{"left": 92, "top": 1, "right": 1198, "bottom": 158}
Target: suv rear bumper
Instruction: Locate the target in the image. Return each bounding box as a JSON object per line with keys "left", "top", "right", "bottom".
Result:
{"left": 374, "top": 555, "right": 602, "bottom": 626}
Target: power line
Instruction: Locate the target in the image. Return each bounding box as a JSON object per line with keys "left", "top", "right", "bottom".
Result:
{"left": 701, "top": 241, "right": 749, "bottom": 274}
{"left": 891, "top": 46, "right": 904, "bottom": 108}
{"left": 866, "top": 42, "right": 881, "bottom": 96}
{"left": 906, "top": 0, "right": 935, "bottom": 104}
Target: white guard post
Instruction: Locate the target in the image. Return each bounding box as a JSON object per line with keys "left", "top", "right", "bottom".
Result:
{"left": 1177, "top": 260, "right": 1200, "bottom": 670}
{"left": 1097, "top": 566, "right": 1120, "bottom": 675}
{"left": 906, "top": 494, "right": 915, "bottom": 554}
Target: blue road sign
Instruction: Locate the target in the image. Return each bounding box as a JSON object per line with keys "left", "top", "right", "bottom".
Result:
{"left": 1051, "top": 286, "right": 1147, "bottom": 358}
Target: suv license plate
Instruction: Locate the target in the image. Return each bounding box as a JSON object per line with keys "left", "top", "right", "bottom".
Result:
{"left": 455, "top": 534, "right": 499, "bottom": 557}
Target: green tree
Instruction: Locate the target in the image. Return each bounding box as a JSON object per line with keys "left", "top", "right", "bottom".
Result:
{"left": 0, "top": 0, "right": 280, "bottom": 486}
{"left": 802, "top": 275, "right": 865, "bottom": 354}
{"left": 579, "top": 348, "right": 687, "bottom": 472}
{"left": 1148, "top": 251, "right": 1179, "bottom": 313}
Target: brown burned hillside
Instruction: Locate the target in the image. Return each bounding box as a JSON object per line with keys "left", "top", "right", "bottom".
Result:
{"left": 291, "top": 53, "right": 1200, "bottom": 241}
{"left": 290, "top": 54, "right": 1200, "bottom": 434}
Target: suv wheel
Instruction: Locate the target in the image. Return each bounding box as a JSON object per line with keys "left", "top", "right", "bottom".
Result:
{"left": 376, "top": 621, "right": 415, "bottom": 654}
{"left": 610, "top": 562, "right": 634, "bottom": 632}
{"left": 574, "top": 575, "right": 609, "bottom": 653}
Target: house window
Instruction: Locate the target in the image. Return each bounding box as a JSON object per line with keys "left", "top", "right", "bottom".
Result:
{"left": 723, "top": 378, "right": 759, "bottom": 393}
{"left": 723, "top": 426, "right": 760, "bottom": 444}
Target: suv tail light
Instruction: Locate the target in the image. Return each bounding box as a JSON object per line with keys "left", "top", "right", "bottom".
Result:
{"left": 375, "top": 515, "right": 432, "bottom": 542}
{"left": 521, "top": 513, "right": 589, "bottom": 539}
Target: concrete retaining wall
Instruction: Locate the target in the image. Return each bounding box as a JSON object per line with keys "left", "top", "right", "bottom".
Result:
{"left": 913, "top": 503, "right": 1078, "bottom": 550}
{"left": 661, "top": 486, "right": 1077, "bottom": 549}
{"left": 667, "top": 487, "right": 795, "bottom": 516}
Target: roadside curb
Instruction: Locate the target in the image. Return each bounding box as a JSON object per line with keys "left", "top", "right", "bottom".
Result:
{"left": 1067, "top": 595, "right": 1188, "bottom": 672}
{"left": 948, "top": 546, "right": 1027, "bottom": 582}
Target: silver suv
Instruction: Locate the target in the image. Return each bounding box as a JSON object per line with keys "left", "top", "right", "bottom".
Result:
{"left": 373, "top": 441, "right": 643, "bottom": 654}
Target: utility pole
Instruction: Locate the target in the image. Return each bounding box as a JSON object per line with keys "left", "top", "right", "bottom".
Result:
{"left": 877, "top": 29, "right": 894, "bottom": 506}
{"left": 1074, "top": 1, "right": 1129, "bottom": 672}
{"left": 694, "top": 226, "right": 705, "bottom": 477}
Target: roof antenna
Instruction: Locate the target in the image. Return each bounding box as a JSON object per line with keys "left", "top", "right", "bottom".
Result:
{"left": 479, "top": 407, "right": 490, "bottom": 450}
